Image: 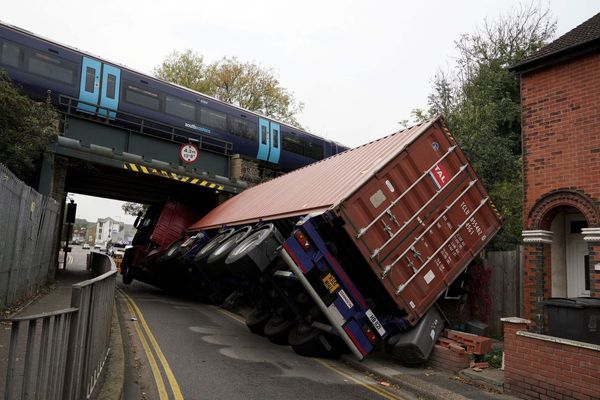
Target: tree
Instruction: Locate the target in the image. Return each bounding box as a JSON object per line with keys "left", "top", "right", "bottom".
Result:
{"left": 155, "top": 52, "right": 304, "bottom": 127}
{"left": 0, "top": 71, "right": 58, "bottom": 183}
{"left": 121, "top": 202, "right": 147, "bottom": 217}
{"left": 413, "top": 3, "right": 556, "bottom": 250}
{"left": 154, "top": 50, "right": 213, "bottom": 94}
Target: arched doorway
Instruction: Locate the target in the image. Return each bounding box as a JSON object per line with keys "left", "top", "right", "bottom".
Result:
{"left": 523, "top": 189, "right": 600, "bottom": 322}
{"left": 549, "top": 207, "right": 590, "bottom": 297}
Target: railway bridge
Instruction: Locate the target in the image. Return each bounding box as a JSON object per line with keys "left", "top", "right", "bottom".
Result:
{"left": 37, "top": 96, "right": 247, "bottom": 209}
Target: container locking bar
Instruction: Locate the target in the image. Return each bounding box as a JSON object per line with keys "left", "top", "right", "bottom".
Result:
{"left": 357, "top": 145, "right": 457, "bottom": 239}
{"left": 380, "top": 179, "right": 478, "bottom": 279}
{"left": 371, "top": 164, "right": 468, "bottom": 259}
{"left": 395, "top": 197, "right": 489, "bottom": 294}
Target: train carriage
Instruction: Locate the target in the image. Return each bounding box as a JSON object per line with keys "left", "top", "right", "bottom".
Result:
{"left": 0, "top": 21, "right": 346, "bottom": 172}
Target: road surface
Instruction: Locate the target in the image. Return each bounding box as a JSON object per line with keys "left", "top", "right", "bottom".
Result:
{"left": 116, "top": 278, "right": 416, "bottom": 400}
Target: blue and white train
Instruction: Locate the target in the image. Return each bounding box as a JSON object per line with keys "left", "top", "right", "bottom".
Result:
{"left": 0, "top": 21, "right": 347, "bottom": 171}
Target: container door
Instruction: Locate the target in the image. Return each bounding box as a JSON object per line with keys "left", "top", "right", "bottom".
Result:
{"left": 267, "top": 122, "right": 281, "bottom": 163}
{"left": 99, "top": 64, "right": 120, "bottom": 119}
{"left": 78, "top": 57, "right": 101, "bottom": 113}
{"left": 257, "top": 118, "right": 270, "bottom": 161}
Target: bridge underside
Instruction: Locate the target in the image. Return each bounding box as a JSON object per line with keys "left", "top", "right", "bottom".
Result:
{"left": 64, "top": 160, "right": 223, "bottom": 207}
{"left": 38, "top": 110, "right": 247, "bottom": 208}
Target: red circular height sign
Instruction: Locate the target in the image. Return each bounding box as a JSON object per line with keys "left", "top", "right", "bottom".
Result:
{"left": 179, "top": 144, "right": 199, "bottom": 163}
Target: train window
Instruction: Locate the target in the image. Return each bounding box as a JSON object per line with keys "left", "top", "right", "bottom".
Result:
{"left": 27, "top": 52, "right": 76, "bottom": 85}
{"left": 124, "top": 84, "right": 160, "bottom": 110}
{"left": 261, "top": 125, "right": 268, "bottom": 145}
{"left": 106, "top": 74, "right": 116, "bottom": 99}
{"left": 228, "top": 116, "right": 257, "bottom": 140}
{"left": 282, "top": 133, "right": 303, "bottom": 155}
{"left": 305, "top": 141, "right": 324, "bottom": 160}
{"left": 200, "top": 107, "right": 227, "bottom": 131}
{"left": 84, "top": 67, "right": 95, "bottom": 92}
{"left": 273, "top": 129, "right": 279, "bottom": 148}
{"left": 0, "top": 42, "right": 21, "bottom": 68}
{"left": 165, "top": 95, "right": 196, "bottom": 120}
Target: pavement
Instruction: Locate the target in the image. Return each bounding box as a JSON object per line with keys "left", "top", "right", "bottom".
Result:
{"left": 1, "top": 252, "right": 517, "bottom": 400}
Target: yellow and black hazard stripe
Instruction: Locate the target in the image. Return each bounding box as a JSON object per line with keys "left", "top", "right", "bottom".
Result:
{"left": 123, "top": 162, "right": 224, "bottom": 191}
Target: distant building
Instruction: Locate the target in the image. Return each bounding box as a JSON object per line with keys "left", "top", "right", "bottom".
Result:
{"left": 96, "top": 217, "right": 119, "bottom": 246}
{"left": 95, "top": 218, "right": 136, "bottom": 246}
{"left": 86, "top": 223, "right": 97, "bottom": 245}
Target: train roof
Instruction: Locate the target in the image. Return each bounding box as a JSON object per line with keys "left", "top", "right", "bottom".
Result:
{"left": 0, "top": 20, "right": 337, "bottom": 144}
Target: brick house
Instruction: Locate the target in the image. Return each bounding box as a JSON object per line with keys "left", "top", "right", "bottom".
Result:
{"left": 510, "top": 13, "right": 600, "bottom": 327}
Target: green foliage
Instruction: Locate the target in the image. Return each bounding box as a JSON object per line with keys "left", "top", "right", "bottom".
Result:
{"left": 155, "top": 51, "right": 304, "bottom": 128}
{"left": 154, "top": 50, "right": 213, "bottom": 94}
{"left": 413, "top": 3, "right": 556, "bottom": 250}
{"left": 121, "top": 202, "right": 147, "bottom": 217}
{"left": 0, "top": 70, "right": 58, "bottom": 183}
{"left": 482, "top": 347, "right": 503, "bottom": 369}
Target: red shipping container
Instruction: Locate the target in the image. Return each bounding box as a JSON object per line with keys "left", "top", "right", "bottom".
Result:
{"left": 190, "top": 116, "right": 503, "bottom": 322}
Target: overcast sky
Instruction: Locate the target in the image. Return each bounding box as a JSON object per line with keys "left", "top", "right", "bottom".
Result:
{"left": 3, "top": 0, "right": 598, "bottom": 222}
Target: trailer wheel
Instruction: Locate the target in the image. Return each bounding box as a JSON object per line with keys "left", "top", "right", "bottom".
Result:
{"left": 288, "top": 324, "right": 339, "bottom": 358}
{"left": 225, "top": 224, "right": 283, "bottom": 278}
{"left": 263, "top": 315, "right": 295, "bottom": 345}
{"left": 156, "top": 238, "right": 186, "bottom": 264}
{"left": 245, "top": 309, "right": 271, "bottom": 335}
{"left": 206, "top": 226, "right": 253, "bottom": 266}
{"left": 193, "top": 228, "right": 235, "bottom": 264}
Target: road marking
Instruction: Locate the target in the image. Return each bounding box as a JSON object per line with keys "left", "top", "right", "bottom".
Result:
{"left": 314, "top": 359, "right": 407, "bottom": 400}
{"left": 214, "top": 306, "right": 246, "bottom": 325}
{"left": 118, "top": 289, "right": 185, "bottom": 400}
{"left": 120, "top": 291, "right": 169, "bottom": 400}
{"left": 215, "top": 306, "right": 404, "bottom": 399}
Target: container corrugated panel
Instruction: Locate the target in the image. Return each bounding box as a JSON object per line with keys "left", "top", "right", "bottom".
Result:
{"left": 336, "top": 120, "right": 503, "bottom": 323}
{"left": 189, "top": 118, "right": 442, "bottom": 231}
{"left": 190, "top": 117, "right": 502, "bottom": 316}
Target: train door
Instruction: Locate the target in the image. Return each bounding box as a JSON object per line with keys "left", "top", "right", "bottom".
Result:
{"left": 99, "top": 65, "right": 120, "bottom": 118}
{"left": 77, "top": 56, "right": 120, "bottom": 119}
{"left": 78, "top": 57, "right": 101, "bottom": 113}
{"left": 257, "top": 118, "right": 270, "bottom": 161}
{"left": 267, "top": 122, "right": 281, "bottom": 163}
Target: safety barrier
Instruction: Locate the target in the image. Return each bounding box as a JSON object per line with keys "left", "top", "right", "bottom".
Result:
{"left": 1, "top": 252, "right": 116, "bottom": 400}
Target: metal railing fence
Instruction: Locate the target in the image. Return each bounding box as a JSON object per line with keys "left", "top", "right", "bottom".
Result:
{"left": 1, "top": 252, "right": 116, "bottom": 400}
{"left": 0, "top": 163, "right": 60, "bottom": 309}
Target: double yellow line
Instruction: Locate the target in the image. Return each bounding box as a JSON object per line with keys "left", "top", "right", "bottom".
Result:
{"left": 216, "top": 306, "right": 406, "bottom": 400}
{"left": 315, "top": 359, "right": 406, "bottom": 400}
{"left": 117, "top": 289, "right": 184, "bottom": 400}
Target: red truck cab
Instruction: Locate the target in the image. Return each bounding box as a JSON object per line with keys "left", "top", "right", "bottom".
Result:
{"left": 121, "top": 199, "right": 200, "bottom": 285}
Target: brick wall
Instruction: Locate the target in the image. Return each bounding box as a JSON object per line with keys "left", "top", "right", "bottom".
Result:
{"left": 522, "top": 52, "right": 600, "bottom": 224}
{"left": 522, "top": 243, "right": 551, "bottom": 325}
{"left": 426, "top": 344, "right": 471, "bottom": 373}
{"left": 588, "top": 243, "right": 600, "bottom": 298}
{"left": 503, "top": 318, "right": 600, "bottom": 400}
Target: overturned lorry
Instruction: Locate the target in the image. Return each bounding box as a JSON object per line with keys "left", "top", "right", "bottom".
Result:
{"left": 122, "top": 116, "right": 503, "bottom": 362}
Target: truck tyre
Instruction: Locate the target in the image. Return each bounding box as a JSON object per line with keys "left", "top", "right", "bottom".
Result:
{"left": 288, "top": 324, "right": 338, "bottom": 358}
{"left": 193, "top": 228, "right": 235, "bottom": 265}
{"left": 263, "top": 315, "right": 295, "bottom": 345}
{"left": 156, "top": 238, "right": 186, "bottom": 265}
{"left": 225, "top": 224, "right": 283, "bottom": 278}
{"left": 206, "top": 226, "right": 253, "bottom": 263}
{"left": 245, "top": 309, "right": 271, "bottom": 335}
